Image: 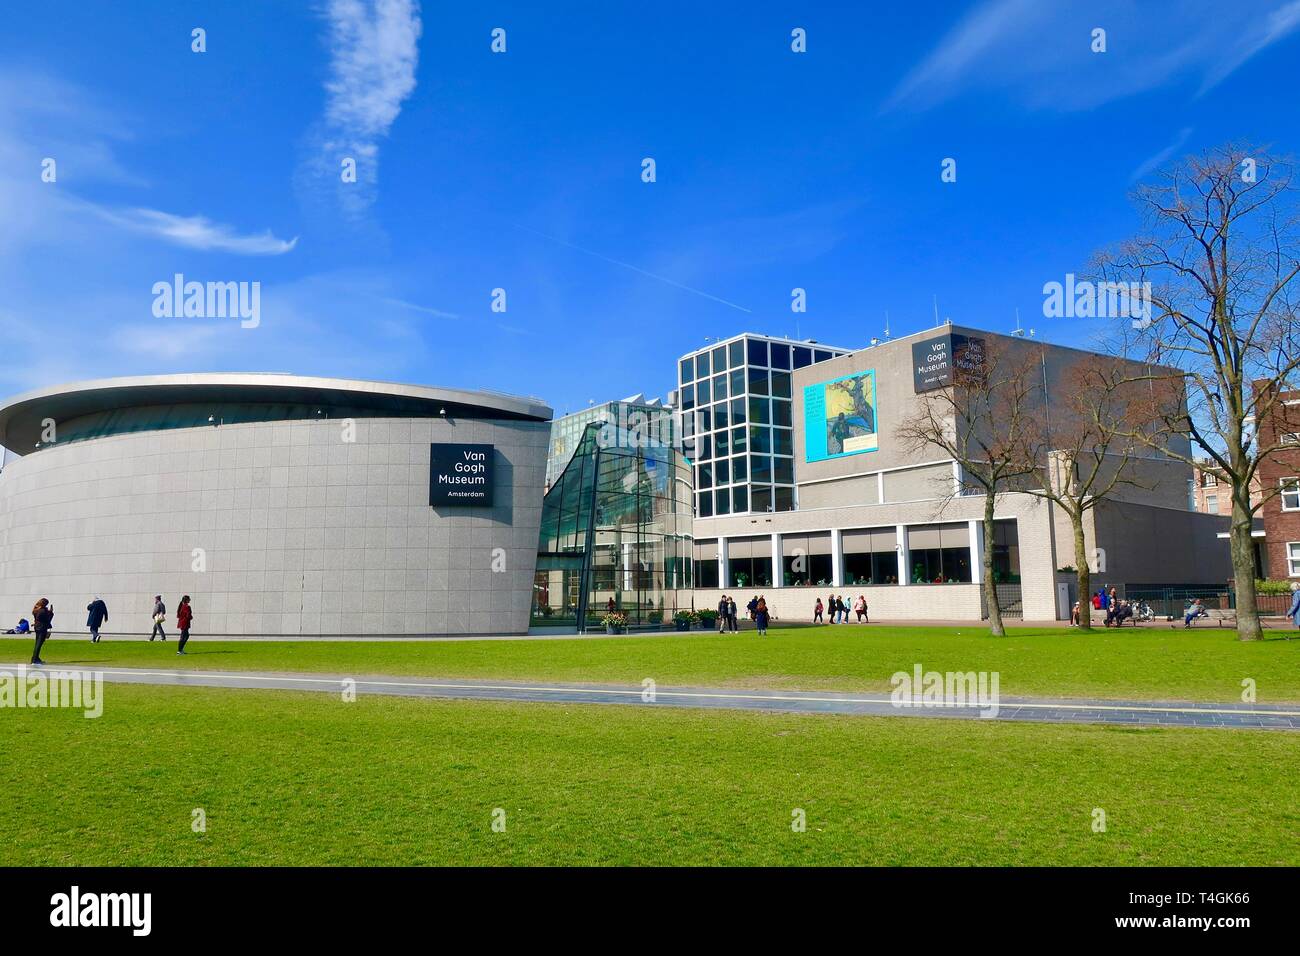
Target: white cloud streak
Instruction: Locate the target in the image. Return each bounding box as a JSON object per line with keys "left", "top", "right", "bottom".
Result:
{"left": 310, "top": 0, "right": 422, "bottom": 218}
{"left": 88, "top": 206, "right": 298, "bottom": 255}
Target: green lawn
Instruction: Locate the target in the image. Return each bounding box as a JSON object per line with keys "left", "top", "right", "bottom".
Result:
{"left": 4, "top": 624, "right": 1298, "bottom": 702}
{"left": 2, "top": 683, "right": 1295, "bottom": 866}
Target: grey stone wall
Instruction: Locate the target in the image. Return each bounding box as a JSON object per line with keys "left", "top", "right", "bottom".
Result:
{"left": 0, "top": 415, "right": 548, "bottom": 637}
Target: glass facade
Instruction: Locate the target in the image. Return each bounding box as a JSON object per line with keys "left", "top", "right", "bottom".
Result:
{"left": 677, "top": 334, "right": 847, "bottom": 516}
{"left": 546, "top": 399, "right": 677, "bottom": 490}
{"left": 533, "top": 421, "right": 694, "bottom": 629}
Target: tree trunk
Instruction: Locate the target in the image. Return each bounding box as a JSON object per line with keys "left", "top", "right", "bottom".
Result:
{"left": 1230, "top": 486, "right": 1262, "bottom": 641}
{"left": 1070, "top": 508, "right": 1091, "bottom": 632}
{"left": 982, "top": 493, "right": 1005, "bottom": 637}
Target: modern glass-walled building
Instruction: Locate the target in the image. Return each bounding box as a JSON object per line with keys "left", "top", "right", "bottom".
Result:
{"left": 533, "top": 421, "right": 694, "bottom": 629}
{"left": 545, "top": 394, "right": 676, "bottom": 490}
{"left": 676, "top": 334, "right": 850, "bottom": 517}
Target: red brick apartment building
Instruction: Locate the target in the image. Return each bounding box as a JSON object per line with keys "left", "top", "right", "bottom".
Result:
{"left": 1251, "top": 381, "right": 1300, "bottom": 579}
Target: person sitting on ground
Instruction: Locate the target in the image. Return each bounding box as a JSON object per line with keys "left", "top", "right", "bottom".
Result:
{"left": 6, "top": 618, "right": 30, "bottom": 635}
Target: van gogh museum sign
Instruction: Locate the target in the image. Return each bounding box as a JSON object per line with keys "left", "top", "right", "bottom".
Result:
{"left": 429, "top": 443, "right": 495, "bottom": 506}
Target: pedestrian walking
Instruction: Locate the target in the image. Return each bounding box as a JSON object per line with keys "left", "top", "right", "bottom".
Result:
{"left": 755, "top": 596, "right": 770, "bottom": 636}
{"left": 813, "top": 598, "right": 824, "bottom": 623}
{"left": 176, "top": 595, "right": 193, "bottom": 655}
{"left": 150, "top": 595, "right": 167, "bottom": 641}
{"left": 727, "top": 595, "right": 738, "bottom": 633}
{"left": 717, "top": 595, "right": 729, "bottom": 633}
{"left": 1288, "top": 582, "right": 1300, "bottom": 631}
{"left": 855, "top": 595, "right": 868, "bottom": 623}
{"left": 86, "top": 596, "right": 108, "bottom": 643}
{"left": 30, "top": 598, "right": 54, "bottom": 666}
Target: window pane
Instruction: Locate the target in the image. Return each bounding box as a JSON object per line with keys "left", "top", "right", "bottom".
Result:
{"left": 747, "top": 367, "right": 769, "bottom": 396}
{"left": 770, "top": 343, "right": 791, "bottom": 369}
{"left": 699, "top": 463, "right": 713, "bottom": 489}
{"left": 712, "top": 373, "right": 728, "bottom": 401}
{"left": 712, "top": 345, "right": 727, "bottom": 371}
{"left": 774, "top": 456, "right": 793, "bottom": 483}
{"left": 774, "top": 486, "right": 794, "bottom": 512}
{"left": 732, "top": 485, "right": 748, "bottom": 513}
{"left": 752, "top": 485, "right": 772, "bottom": 512}
{"left": 747, "top": 338, "right": 768, "bottom": 366}
{"left": 698, "top": 435, "right": 712, "bottom": 460}
{"left": 814, "top": 349, "right": 831, "bottom": 363}
{"left": 748, "top": 397, "right": 770, "bottom": 425}
{"left": 730, "top": 397, "right": 746, "bottom": 424}
{"left": 729, "top": 368, "right": 745, "bottom": 397}
{"left": 732, "top": 425, "right": 747, "bottom": 452}
{"left": 714, "top": 427, "right": 729, "bottom": 457}
{"left": 696, "top": 377, "right": 711, "bottom": 405}
{"left": 732, "top": 454, "right": 747, "bottom": 481}
{"left": 679, "top": 357, "right": 693, "bottom": 383}
{"left": 696, "top": 350, "right": 711, "bottom": 377}
{"left": 773, "top": 428, "right": 792, "bottom": 456}
{"left": 729, "top": 340, "right": 744, "bottom": 368}
{"left": 715, "top": 459, "right": 730, "bottom": 485}
{"left": 715, "top": 489, "right": 731, "bottom": 515}
{"left": 771, "top": 370, "right": 791, "bottom": 398}
{"left": 714, "top": 401, "right": 729, "bottom": 430}
{"left": 793, "top": 346, "right": 811, "bottom": 368}
{"left": 750, "top": 425, "right": 772, "bottom": 453}
{"left": 697, "top": 407, "right": 711, "bottom": 433}
{"left": 698, "top": 492, "right": 713, "bottom": 517}
{"left": 772, "top": 399, "right": 792, "bottom": 427}
{"left": 751, "top": 454, "right": 772, "bottom": 482}
{"left": 680, "top": 384, "right": 694, "bottom": 411}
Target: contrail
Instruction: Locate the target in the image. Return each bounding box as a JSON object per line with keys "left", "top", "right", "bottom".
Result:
{"left": 511, "top": 223, "right": 752, "bottom": 313}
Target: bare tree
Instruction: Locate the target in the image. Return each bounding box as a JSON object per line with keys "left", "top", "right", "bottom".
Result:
{"left": 1094, "top": 144, "right": 1300, "bottom": 640}
{"left": 1018, "top": 355, "right": 1159, "bottom": 630}
{"left": 896, "top": 338, "right": 1042, "bottom": 636}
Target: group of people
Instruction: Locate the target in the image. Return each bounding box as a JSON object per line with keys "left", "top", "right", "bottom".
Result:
{"left": 17, "top": 594, "right": 194, "bottom": 666}
{"left": 813, "top": 595, "right": 868, "bottom": 624}
{"left": 711, "top": 594, "right": 772, "bottom": 635}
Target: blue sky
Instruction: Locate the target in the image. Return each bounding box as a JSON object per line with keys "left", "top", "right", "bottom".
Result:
{"left": 1, "top": 0, "right": 1298, "bottom": 418}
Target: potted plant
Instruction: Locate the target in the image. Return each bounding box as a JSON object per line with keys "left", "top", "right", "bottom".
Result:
{"left": 601, "top": 611, "right": 628, "bottom": 635}
{"left": 648, "top": 609, "right": 664, "bottom": 626}
{"left": 673, "top": 609, "right": 698, "bottom": 631}
{"left": 697, "top": 608, "right": 718, "bottom": 629}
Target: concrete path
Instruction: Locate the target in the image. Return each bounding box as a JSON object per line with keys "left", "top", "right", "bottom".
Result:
{"left": 4, "top": 663, "right": 1298, "bottom": 730}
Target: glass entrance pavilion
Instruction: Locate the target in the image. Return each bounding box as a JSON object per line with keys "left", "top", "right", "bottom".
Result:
{"left": 533, "top": 421, "right": 694, "bottom": 630}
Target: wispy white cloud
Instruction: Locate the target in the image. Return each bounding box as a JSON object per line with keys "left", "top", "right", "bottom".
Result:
{"left": 86, "top": 206, "right": 297, "bottom": 255}
{"left": 885, "top": 0, "right": 1300, "bottom": 112}
{"left": 1197, "top": 0, "right": 1300, "bottom": 94}
{"left": 302, "top": 0, "right": 423, "bottom": 220}
{"left": 1130, "top": 127, "right": 1194, "bottom": 183}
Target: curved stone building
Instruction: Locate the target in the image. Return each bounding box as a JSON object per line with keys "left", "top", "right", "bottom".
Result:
{"left": 0, "top": 374, "right": 551, "bottom": 637}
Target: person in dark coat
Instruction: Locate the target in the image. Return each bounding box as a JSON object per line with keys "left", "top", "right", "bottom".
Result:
{"left": 726, "top": 596, "right": 738, "bottom": 633}
{"left": 716, "top": 595, "right": 729, "bottom": 633}
{"left": 86, "top": 597, "right": 108, "bottom": 643}
{"left": 176, "top": 595, "right": 193, "bottom": 655}
{"left": 813, "top": 598, "right": 824, "bottom": 623}
{"left": 30, "top": 598, "right": 53, "bottom": 666}
{"left": 754, "top": 596, "right": 770, "bottom": 636}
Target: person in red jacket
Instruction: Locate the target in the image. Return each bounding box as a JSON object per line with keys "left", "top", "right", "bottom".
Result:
{"left": 176, "top": 595, "right": 193, "bottom": 655}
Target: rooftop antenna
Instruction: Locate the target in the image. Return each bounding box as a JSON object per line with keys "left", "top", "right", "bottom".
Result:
{"left": 1013, "top": 307, "right": 1025, "bottom": 337}
{"left": 933, "top": 296, "right": 940, "bottom": 328}
{"left": 884, "top": 311, "right": 891, "bottom": 339}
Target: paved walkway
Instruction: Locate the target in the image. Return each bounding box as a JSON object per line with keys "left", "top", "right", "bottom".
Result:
{"left": 4, "top": 664, "right": 1297, "bottom": 730}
